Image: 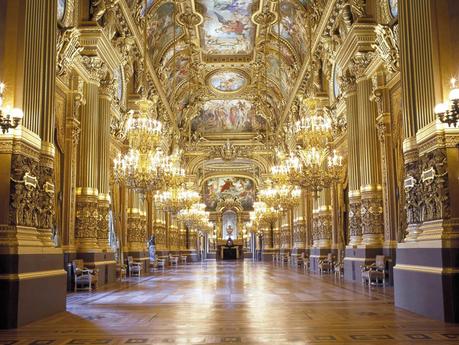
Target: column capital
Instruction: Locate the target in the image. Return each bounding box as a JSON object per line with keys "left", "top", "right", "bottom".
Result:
{"left": 81, "top": 55, "right": 107, "bottom": 84}
{"left": 350, "top": 51, "right": 374, "bottom": 80}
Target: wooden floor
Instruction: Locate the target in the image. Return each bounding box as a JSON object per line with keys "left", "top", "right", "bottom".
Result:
{"left": 2, "top": 261, "right": 459, "bottom": 344}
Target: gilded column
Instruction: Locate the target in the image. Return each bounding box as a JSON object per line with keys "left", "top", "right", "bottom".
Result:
{"left": 317, "top": 188, "right": 332, "bottom": 249}
{"left": 75, "top": 57, "right": 105, "bottom": 252}
{"left": 127, "top": 190, "right": 144, "bottom": 252}
{"left": 62, "top": 76, "right": 83, "bottom": 254}
{"left": 97, "top": 75, "right": 114, "bottom": 251}
{"left": 352, "top": 53, "right": 384, "bottom": 247}
{"left": 339, "top": 72, "right": 362, "bottom": 246}
{"left": 372, "top": 72, "right": 399, "bottom": 249}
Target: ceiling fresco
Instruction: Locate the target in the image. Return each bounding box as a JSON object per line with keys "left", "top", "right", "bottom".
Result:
{"left": 271, "top": 0, "right": 310, "bottom": 63}
{"left": 143, "top": 0, "right": 312, "bottom": 181}
{"left": 191, "top": 99, "right": 266, "bottom": 133}
{"left": 196, "top": 0, "right": 257, "bottom": 56}
{"left": 208, "top": 71, "right": 248, "bottom": 92}
{"left": 147, "top": 2, "right": 183, "bottom": 63}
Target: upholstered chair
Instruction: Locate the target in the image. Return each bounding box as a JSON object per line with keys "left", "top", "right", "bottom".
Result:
{"left": 361, "top": 255, "right": 386, "bottom": 286}
{"left": 72, "top": 259, "right": 98, "bottom": 292}
{"left": 318, "top": 253, "right": 334, "bottom": 274}
{"left": 127, "top": 256, "right": 143, "bottom": 277}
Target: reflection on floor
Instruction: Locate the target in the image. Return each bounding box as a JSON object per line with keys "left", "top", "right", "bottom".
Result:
{"left": 2, "top": 261, "right": 459, "bottom": 344}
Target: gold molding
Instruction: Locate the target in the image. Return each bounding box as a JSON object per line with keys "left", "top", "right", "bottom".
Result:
{"left": 394, "top": 264, "right": 459, "bottom": 275}
{"left": 0, "top": 269, "right": 66, "bottom": 281}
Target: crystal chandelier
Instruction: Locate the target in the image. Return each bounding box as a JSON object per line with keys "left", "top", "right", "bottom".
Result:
{"left": 154, "top": 187, "right": 200, "bottom": 213}
{"left": 125, "top": 98, "right": 162, "bottom": 153}
{"left": 294, "top": 97, "right": 332, "bottom": 149}
{"left": 177, "top": 202, "right": 210, "bottom": 229}
{"left": 113, "top": 148, "right": 164, "bottom": 192}
{"left": 288, "top": 147, "right": 343, "bottom": 198}
{"left": 259, "top": 180, "right": 301, "bottom": 211}
{"left": 250, "top": 201, "right": 279, "bottom": 225}
{"left": 435, "top": 77, "right": 459, "bottom": 127}
{"left": 162, "top": 149, "right": 186, "bottom": 188}
{"left": 0, "top": 82, "right": 24, "bottom": 134}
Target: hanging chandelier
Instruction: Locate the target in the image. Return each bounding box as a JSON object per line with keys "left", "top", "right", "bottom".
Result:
{"left": 154, "top": 187, "right": 200, "bottom": 213}
{"left": 294, "top": 97, "right": 332, "bottom": 149}
{"left": 177, "top": 202, "right": 210, "bottom": 229}
{"left": 113, "top": 148, "right": 164, "bottom": 192}
{"left": 259, "top": 180, "right": 301, "bottom": 211}
{"left": 125, "top": 98, "right": 163, "bottom": 153}
{"left": 162, "top": 149, "right": 186, "bottom": 188}
{"left": 287, "top": 147, "right": 343, "bottom": 198}
{"left": 250, "top": 201, "right": 280, "bottom": 226}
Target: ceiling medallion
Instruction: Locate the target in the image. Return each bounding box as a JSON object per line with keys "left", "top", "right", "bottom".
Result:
{"left": 207, "top": 70, "right": 248, "bottom": 93}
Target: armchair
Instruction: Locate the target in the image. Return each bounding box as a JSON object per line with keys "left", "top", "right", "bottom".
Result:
{"left": 361, "top": 255, "right": 386, "bottom": 286}
{"left": 127, "top": 256, "right": 143, "bottom": 277}
{"left": 318, "top": 253, "right": 334, "bottom": 275}
{"left": 72, "top": 259, "right": 98, "bottom": 292}
{"left": 170, "top": 256, "right": 179, "bottom": 266}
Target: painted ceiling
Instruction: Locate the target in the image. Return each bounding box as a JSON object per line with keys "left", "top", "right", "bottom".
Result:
{"left": 143, "top": 0, "right": 312, "bottom": 178}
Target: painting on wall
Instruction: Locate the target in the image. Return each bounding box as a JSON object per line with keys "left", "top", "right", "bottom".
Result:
{"left": 209, "top": 71, "right": 247, "bottom": 92}
{"left": 388, "top": 0, "right": 398, "bottom": 18}
{"left": 148, "top": 2, "right": 183, "bottom": 62}
{"left": 158, "top": 54, "right": 190, "bottom": 98}
{"left": 197, "top": 0, "right": 256, "bottom": 55}
{"left": 57, "top": 0, "right": 66, "bottom": 22}
{"left": 266, "top": 52, "right": 293, "bottom": 97}
{"left": 191, "top": 99, "right": 265, "bottom": 133}
{"left": 272, "top": 0, "right": 309, "bottom": 63}
{"left": 204, "top": 177, "right": 256, "bottom": 211}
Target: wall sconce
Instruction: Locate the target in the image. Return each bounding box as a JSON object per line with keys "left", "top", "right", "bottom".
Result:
{"left": 0, "top": 82, "right": 24, "bottom": 133}
{"left": 435, "top": 78, "right": 459, "bottom": 127}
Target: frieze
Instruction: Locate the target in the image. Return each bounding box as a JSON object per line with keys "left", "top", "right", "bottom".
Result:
{"left": 9, "top": 154, "right": 40, "bottom": 228}
{"left": 360, "top": 196, "right": 384, "bottom": 235}
{"left": 419, "top": 149, "right": 450, "bottom": 222}
{"left": 75, "top": 198, "right": 99, "bottom": 240}
{"left": 348, "top": 199, "right": 362, "bottom": 238}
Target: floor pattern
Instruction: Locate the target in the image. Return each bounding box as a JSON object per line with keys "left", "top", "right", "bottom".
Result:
{"left": 2, "top": 261, "right": 459, "bottom": 344}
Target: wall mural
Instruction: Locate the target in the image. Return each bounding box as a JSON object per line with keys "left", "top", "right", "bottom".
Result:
{"left": 209, "top": 71, "right": 247, "bottom": 92}
{"left": 57, "top": 0, "right": 66, "bottom": 22}
{"left": 272, "top": 0, "right": 309, "bottom": 63}
{"left": 197, "top": 0, "right": 256, "bottom": 55}
{"left": 389, "top": 0, "right": 398, "bottom": 18}
{"left": 191, "top": 99, "right": 265, "bottom": 133}
{"left": 266, "top": 51, "right": 294, "bottom": 97}
{"left": 204, "top": 177, "right": 256, "bottom": 211}
{"left": 148, "top": 2, "right": 183, "bottom": 62}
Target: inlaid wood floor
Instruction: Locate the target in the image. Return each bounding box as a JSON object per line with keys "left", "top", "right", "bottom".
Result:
{"left": 2, "top": 261, "right": 459, "bottom": 344}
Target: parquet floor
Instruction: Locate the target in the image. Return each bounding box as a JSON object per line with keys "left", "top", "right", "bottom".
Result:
{"left": 2, "top": 260, "right": 459, "bottom": 344}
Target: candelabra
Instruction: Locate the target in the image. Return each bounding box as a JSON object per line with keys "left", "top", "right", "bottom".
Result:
{"left": 0, "top": 82, "right": 24, "bottom": 134}
{"left": 435, "top": 77, "right": 459, "bottom": 127}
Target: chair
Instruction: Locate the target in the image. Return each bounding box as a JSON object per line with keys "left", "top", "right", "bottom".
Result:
{"left": 180, "top": 255, "right": 187, "bottom": 264}
{"left": 361, "top": 255, "right": 386, "bottom": 286}
{"left": 72, "top": 260, "right": 98, "bottom": 292}
{"left": 127, "top": 256, "right": 143, "bottom": 277}
{"left": 117, "top": 264, "right": 127, "bottom": 280}
{"left": 296, "top": 252, "right": 306, "bottom": 267}
{"left": 170, "top": 256, "right": 179, "bottom": 266}
{"left": 318, "top": 253, "right": 334, "bottom": 275}
{"left": 156, "top": 257, "right": 166, "bottom": 269}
